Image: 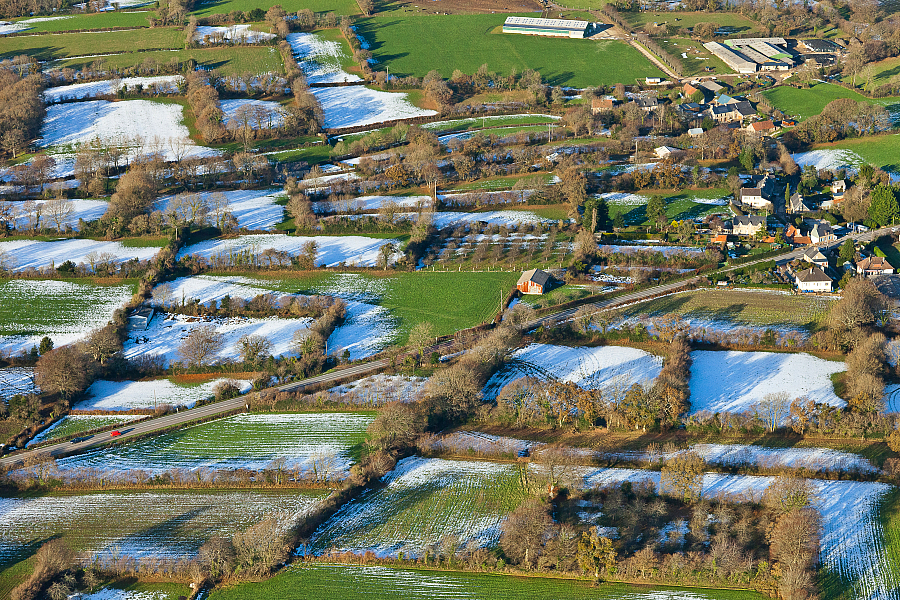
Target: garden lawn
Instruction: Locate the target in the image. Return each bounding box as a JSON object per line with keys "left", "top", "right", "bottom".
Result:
{"left": 54, "top": 46, "right": 284, "bottom": 76}
{"left": 308, "top": 457, "right": 528, "bottom": 557}
{"left": 0, "top": 489, "right": 325, "bottom": 565}
{"left": 209, "top": 561, "right": 768, "bottom": 600}
{"left": 0, "top": 27, "right": 182, "bottom": 61}
{"left": 623, "top": 288, "right": 831, "bottom": 330}
{"left": 354, "top": 14, "right": 663, "bottom": 87}
{"left": 6, "top": 11, "right": 155, "bottom": 32}
{"left": 56, "top": 412, "right": 374, "bottom": 474}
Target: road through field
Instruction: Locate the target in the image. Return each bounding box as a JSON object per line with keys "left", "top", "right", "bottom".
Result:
{"left": 1, "top": 226, "right": 890, "bottom": 467}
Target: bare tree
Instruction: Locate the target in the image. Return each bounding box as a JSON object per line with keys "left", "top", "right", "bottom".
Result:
{"left": 178, "top": 325, "right": 225, "bottom": 366}
{"left": 34, "top": 346, "right": 95, "bottom": 400}
{"left": 407, "top": 321, "right": 435, "bottom": 362}
{"left": 751, "top": 391, "right": 791, "bottom": 432}
{"left": 43, "top": 196, "right": 74, "bottom": 232}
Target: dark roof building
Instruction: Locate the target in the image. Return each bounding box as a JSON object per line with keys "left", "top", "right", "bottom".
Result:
{"left": 517, "top": 269, "right": 553, "bottom": 295}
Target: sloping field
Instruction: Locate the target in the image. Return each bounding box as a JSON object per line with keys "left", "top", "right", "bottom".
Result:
{"left": 177, "top": 234, "right": 402, "bottom": 267}
{"left": 308, "top": 457, "right": 528, "bottom": 557}
{"left": 483, "top": 343, "right": 663, "bottom": 400}
{"left": 155, "top": 189, "right": 285, "bottom": 231}
{"left": 0, "top": 279, "right": 136, "bottom": 354}
{"left": 0, "top": 489, "right": 324, "bottom": 564}
{"left": 208, "top": 563, "right": 768, "bottom": 600}
{"left": 689, "top": 350, "right": 846, "bottom": 414}
{"left": 0, "top": 239, "right": 159, "bottom": 271}
{"left": 56, "top": 412, "right": 374, "bottom": 475}
{"left": 355, "top": 14, "right": 664, "bottom": 87}
{"left": 74, "top": 378, "right": 253, "bottom": 411}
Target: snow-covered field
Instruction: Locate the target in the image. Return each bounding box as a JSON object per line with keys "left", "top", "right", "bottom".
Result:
{"left": 56, "top": 412, "right": 374, "bottom": 475}
{"left": 0, "top": 489, "right": 322, "bottom": 562}
{"left": 177, "top": 234, "right": 403, "bottom": 267}
{"left": 483, "top": 343, "right": 663, "bottom": 400}
{"left": 312, "top": 86, "right": 437, "bottom": 130}
{"left": 421, "top": 114, "right": 561, "bottom": 130}
{"left": 220, "top": 99, "right": 284, "bottom": 129}
{"left": 287, "top": 31, "right": 361, "bottom": 84}
{"left": 0, "top": 279, "right": 135, "bottom": 354}
{"left": 597, "top": 191, "right": 728, "bottom": 207}
{"left": 151, "top": 274, "right": 287, "bottom": 308}
{"left": 155, "top": 189, "right": 285, "bottom": 230}
{"left": 3, "top": 198, "right": 109, "bottom": 231}
{"left": 77, "top": 587, "right": 184, "bottom": 600}
{"left": 0, "top": 238, "right": 160, "bottom": 271}
{"left": 428, "top": 211, "right": 553, "bottom": 228}
{"left": 195, "top": 24, "right": 275, "bottom": 44}
{"left": 39, "top": 100, "right": 218, "bottom": 165}
{"left": 566, "top": 466, "right": 895, "bottom": 600}
{"left": 689, "top": 350, "right": 846, "bottom": 414}
{"left": 43, "top": 76, "right": 183, "bottom": 103}
{"left": 431, "top": 431, "right": 534, "bottom": 456}
{"left": 0, "top": 16, "right": 70, "bottom": 34}
{"left": 793, "top": 149, "right": 864, "bottom": 173}
{"left": 74, "top": 378, "right": 253, "bottom": 411}
{"left": 327, "top": 374, "right": 428, "bottom": 405}
{"left": 312, "top": 194, "right": 432, "bottom": 214}
{"left": 308, "top": 457, "right": 526, "bottom": 557}
{"left": 122, "top": 312, "right": 314, "bottom": 367}
{"left": 0, "top": 367, "right": 36, "bottom": 401}
{"left": 327, "top": 298, "right": 395, "bottom": 360}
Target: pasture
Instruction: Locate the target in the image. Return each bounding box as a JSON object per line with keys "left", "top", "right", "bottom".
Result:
{"left": 207, "top": 563, "right": 769, "bottom": 600}
{"left": 0, "top": 27, "right": 183, "bottom": 61}
{"left": 623, "top": 11, "right": 760, "bottom": 33}
{"left": 761, "top": 83, "right": 878, "bottom": 121}
{"left": 54, "top": 46, "right": 285, "bottom": 76}
{"left": 193, "top": 0, "right": 360, "bottom": 17}
{"left": 6, "top": 11, "right": 156, "bottom": 32}
{"left": 811, "top": 134, "right": 900, "bottom": 174}
{"left": 354, "top": 14, "right": 664, "bottom": 87}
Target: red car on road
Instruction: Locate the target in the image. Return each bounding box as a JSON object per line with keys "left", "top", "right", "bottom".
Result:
{"left": 110, "top": 430, "right": 122, "bottom": 437}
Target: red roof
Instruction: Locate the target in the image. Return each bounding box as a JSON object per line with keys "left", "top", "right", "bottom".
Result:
{"left": 748, "top": 120, "right": 776, "bottom": 132}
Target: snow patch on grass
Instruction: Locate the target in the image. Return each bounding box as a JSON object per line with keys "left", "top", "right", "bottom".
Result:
{"left": 689, "top": 350, "right": 846, "bottom": 415}
{"left": 195, "top": 24, "right": 275, "bottom": 44}
{"left": 0, "top": 238, "right": 159, "bottom": 271}
{"left": 484, "top": 343, "right": 663, "bottom": 400}
{"left": 428, "top": 211, "right": 553, "bottom": 228}
{"left": 312, "top": 86, "right": 436, "bottom": 130}
{"left": 75, "top": 378, "right": 252, "bottom": 411}
{"left": 155, "top": 189, "right": 285, "bottom": 230}
{"left": 219, "top": 99, "right": 284, "bottom": 128}
{"left": 28, "top": 414, "right": 143, "bottom": 446}
{"left": 327, "top": 374, "right": 428, "bottom": 405}
{"left": 287, "top": 31, "right": 361, "bottom": 84}
{"left": 793, "top": 149, "right": 864, "bottom": 173}
{"left": 0, "top": 367, "right": 36, "bottom": 401}
{"left": 312, "top": 194, "right": 432, "bottom": 214}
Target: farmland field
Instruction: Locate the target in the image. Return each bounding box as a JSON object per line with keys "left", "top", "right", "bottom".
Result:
{"left": 0, "top": 489, "right": 325, "bottom": 564}
{"left": 483, "top": 343, "right": 664, "bottom": 400}
{"left": 4, "top": 11, "right": 156, "bottom": 32}
{"left": 622, "top": 288, "right": 832, "bottom": 330}
{"left": 0, "top": 279, "right": 137, "bottom": 354}
{"left": 623, "top": 10, "right": 760, "bottom": 32}
{"left": 307, "top": 457, "right": 529, "bottom": 557}
{"left": 0, "top": 27, "right": 183, "bottom": 61}
{"left": 354, "top": 14, "right": 664, "bottom": 87}
{"left": 53, "top": 46, "right": 285, "bottom": 75}
{"left": 208, "top": 563, "right": 769, "bottom": 600}
{"left": 82, "top": 582, "right": 193, "bottom": 600}
{"left": 56, "top": 412, "right": 374, "bottom": 475}
{"left": 192, "top": 0, "right": 359, "bottom": 17}
{"left": 75, "top": 378, "right": 253, "bottom": 411}
{"left": 761, "top": 83, "right": 900, "bottom": 122}
{"left": 803, "top": 134, "right": 900, "bottom": 175}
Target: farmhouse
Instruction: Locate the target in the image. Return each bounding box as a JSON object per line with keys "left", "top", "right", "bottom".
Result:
{"left": 795, "top": 266, "right": 833, "bottom": 293}
{"left": 517, "top": 269, "right": 553, "bottom": 295}
{"left": 502, "top": 17, "right": 590, "bottom": 39}
{"left": 591, "top": 97, "right": 616, "bottom": 114}
{"left": 746, "top": 120, "right": 776, "bottom": 136}
{"left": 732, "top": 215, "right": 767, "bottom": 236}
{"left": 856, "top": 256, "right": 894, "bottom": 277}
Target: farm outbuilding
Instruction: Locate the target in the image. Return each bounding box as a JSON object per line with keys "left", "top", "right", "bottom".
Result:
{"left": 517, "top": 269, "right": 553, "bottom": 295}
{"left": 502, "top": 17, "right": 590, "bottom": 39}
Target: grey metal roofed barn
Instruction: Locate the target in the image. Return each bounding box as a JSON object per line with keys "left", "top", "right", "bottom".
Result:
{"left": 502, "top": 17, "right": 591, "bottom": 38}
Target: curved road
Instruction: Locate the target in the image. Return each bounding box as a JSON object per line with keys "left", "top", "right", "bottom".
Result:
{"left": 2, "top": 225, "right": 889, "bottom": 467}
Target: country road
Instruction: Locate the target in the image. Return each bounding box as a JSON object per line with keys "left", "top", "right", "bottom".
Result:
{"left": 3, "top": 225, "right": 890, "bottom": 467}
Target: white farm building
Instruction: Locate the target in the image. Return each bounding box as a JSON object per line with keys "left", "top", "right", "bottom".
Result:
{"left": 502, "top": 17, "right": 590, "bottom": 38}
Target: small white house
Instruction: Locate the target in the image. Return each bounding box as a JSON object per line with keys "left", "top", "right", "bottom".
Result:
{"left": 654, "top": 146, "right": 680, "bottom": 159}
{"left": 795, "top": 266, "right": 832, "bottom": 293}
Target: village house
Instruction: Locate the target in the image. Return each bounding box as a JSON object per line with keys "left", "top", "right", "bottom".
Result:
{"left": 688, "top": 127, "right": 704, "bottom": 137}
{"left": 591, "top": 97, "right": 616, "bottom": 114}
{"left": 739, "top": 174, "right": 776, "bottom": 210}
{"left": 795, "top": 266, "right": 833, "bottom": 293}
{"left": 856, "top": 256, "right": 895, "bottom": 277}
{"left": 654, "top": 146, "right": 681, "bottom": 159}
{"left": 809, "top": 221, "right": 836, "bottom": 244}
{"left": 732, "top": 215, "right": 767, "bottom": 236}
{"left": 746, "top": 120, "right": 777, "bottom": 136}
{"left": 634, "top": 96, "right": 659, "bottom": 112}
{"left": 683, "top": 82, "right": 701, "bottom": 98}
{"left": 789, "top": 192, "right": 812, "bottom": 214}
{"left": 785, "top": 224, "right": 811, "bottom": 246}
{"left": 802, "top": 247, "right": 829, "bottom": 269}
{"left": 517, "top": 269, "right": 553, "bottom": 295}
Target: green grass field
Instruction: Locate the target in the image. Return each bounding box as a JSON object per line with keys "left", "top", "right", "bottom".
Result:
{"left": 0, "top": 489, "right": 326, "bottom": 567}
{"left": 0, "top": 279, "right": 137, "bottom": 338}
{"left": 761, "top": 83, "right": 900, "bottom": 122}
{"left": 9, "top": 11, "right": 156, "bottom": 32}
{"left": 239, "top": 270, "right": 520, "bottom": 340}
{"left": 193, "top": 0, "right": 359, "bottom": 17}
{"left": 0, "top": 27, "right": 183, "bottom": 61}
{"left": 623, "top": 10, "right": 759, "bottom": 33}
{"left": 54, "top": 45, "right": 284, "bottom": 76}
{"left": 623, "top": 288, "right": 832, "bottom": 331}
{"left": 663, "top": 37, "right": 730, "bottom": 76}
{"left": 843, "top": 55, "right": 900, "bottom": 90}
{"left": 307, "top": 457, "right": 528, "bottom": 556}
{"left": 355, "top": 14, "right": 664, "bottom": 87}
{"left": 59, "top": 412, "right": 375, "bottom": 472}
{"left": 813, "top": 134, "right": 900, "bottom": 174}
{"left": 606, "top": 188, "right": 731, "bottom": 226}
{"left": 423, "top": 114, "right": 559, "bottom": 135}
{"left": 209, "top": 563, "right": 768, "bottom": 600}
